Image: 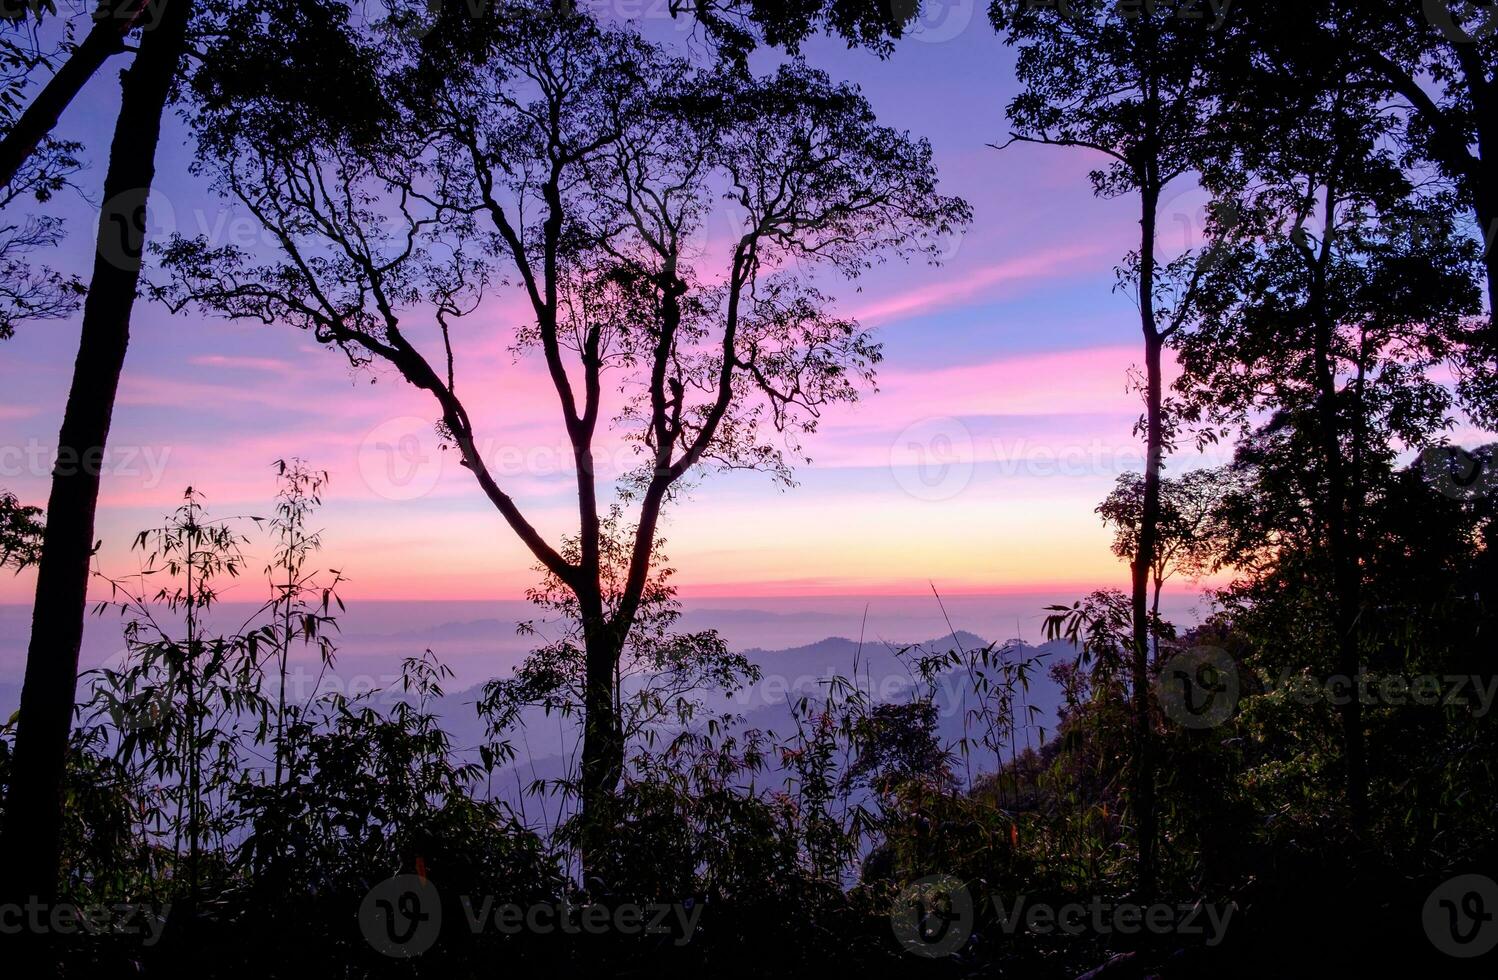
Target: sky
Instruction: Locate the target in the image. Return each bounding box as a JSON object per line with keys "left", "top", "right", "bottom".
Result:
{"left": 0, "top": 3, "right": 1248, "bottom": 607}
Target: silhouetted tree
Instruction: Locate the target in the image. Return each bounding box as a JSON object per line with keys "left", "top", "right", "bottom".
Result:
{"left": 263, "top": 459, "right": 342, "bottom": 789}
{"left": 1208, "top": 2, "right": 1498, "bottom": 399}
{"left": 0, "top": 489, "right": 42, "bottom": 571}
{"left": 1174, "top": 46, "right": 1483, "bottom": 822}
{"left": 0, "top": 8, "right": 90, "bottom": 340}
{"left": 0, "top": 0, "right": 195, "bottom": 915}
{"left": 155, "top": 3, "right": 969, "bottom": 879}
{"left": 990, "top": 0, "right": 1229, "bottom": 899}
{"left": 1363, "top": 1, "right": 1498, "bottom": 330}
{"left": 658, "top": 0, "right": 925, "bottom": 57}
{"left": 478, "top": 509, "right": 760, "bottom": 827}
{"left": 1097, "top": 467, "right": 1238, "bottom": 630}
{"left": 1, "top": 0, "right": 380, "bottom": 919}
{"left": 0, "top": 1, "right": 150, "bottom": 191}
{"left": 405, "top": 0, "right": 927, "bottom": 60}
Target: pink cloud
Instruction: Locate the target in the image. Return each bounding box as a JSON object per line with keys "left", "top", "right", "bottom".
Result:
{"left": 187, "top": 354, "right": 294, "bottom": 372}
{"left": 781, "top": 344, "right": 1188, "bottom": 472}
{"left": 848, "top": 244, "right": 1105, "bottom": 326}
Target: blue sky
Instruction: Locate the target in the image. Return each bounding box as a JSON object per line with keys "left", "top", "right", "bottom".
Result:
{"left": 0, "top": 4, "right": 1243, "bottom": 603}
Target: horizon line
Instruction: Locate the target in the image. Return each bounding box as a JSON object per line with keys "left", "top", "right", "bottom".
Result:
{"left": 0, "top": 583, "right": 1207, "bottom": 608}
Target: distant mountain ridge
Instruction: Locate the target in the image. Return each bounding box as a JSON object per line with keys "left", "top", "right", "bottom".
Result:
{"left": 2, "top": 618, "right": 1079, "bottom": 814}
{"left": 432, "top": 631, "right": 1076, "bottom": 810}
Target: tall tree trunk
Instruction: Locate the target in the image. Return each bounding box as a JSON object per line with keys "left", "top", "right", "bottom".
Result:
{"left": 1132, "top": 181, "right": 1164, "bottom": 904}
{"left": 0, "top": 0, "right": 193, "bottom": 909}
{"left": 1310, "top": 311, "right": 1367, "bottom": 826}
{"left": 578, "top": 618, "right": 625, "bottom": 888}
{"left": 1151, "top": 569, "right": 1164, "bottom": 638}
{"left": 0, "top": 0, "right": 147, "bottom": 189}
{"left": 1471, "top": 172, "right": 1498, "bottom": 333}
{"left": 1362, "top": 41, "right": 1498, "bottom": 346}
{"left": 1132, "top": 333, "right": 1164, "bottom": 903}
{"left": 1454, "top": 44, "right": 1498, "bottom": 349}
{"left": 1459, "top": 75, "right": 1498, "bottom": 351}
{"left": 1301, "top": 171, "right": 1367, "bottom": 828}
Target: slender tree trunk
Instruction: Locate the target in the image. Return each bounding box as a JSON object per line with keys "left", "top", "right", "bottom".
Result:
{"left": 1133, "top": 330, "right": 1164, "bottom": 903}
{"left": 1369, "top": 37, "right": 1498, "bottom": 346}
{"left": 1299, "top": 171, "right": 1367, "bottom": 828}
{"left": 0, "top": 0, "right": 193, "bottom": 909}
{"left": 578, "top": 617, "right": 625, "bottom": 887}
{"left": 1456, "top": 46, "right": 1498, "bottom": 349}
{"left": 1363, "top": 42, "right": 1498, "bottom": 345}
{"left": 1310, "top": 308, "right": 1367, "bottom": 827}
{"left": 0, "top": 0, "right": 147, "bottom": 189}
{"left": 1129, "top": 174, "right": 1164, "bottom": 903}
{"left": 274, "top": 590, "right": 290, "bottom": 788}
{"left": 1475, "top": 190, "right": 1498, "bottom": 334}
{"left": 1151, "top": 570, "right": 1164, "bottom": 645}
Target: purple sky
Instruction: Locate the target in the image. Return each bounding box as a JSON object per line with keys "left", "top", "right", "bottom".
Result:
{"left": 0, "top": 5, "right": 1252, "bottom": 606}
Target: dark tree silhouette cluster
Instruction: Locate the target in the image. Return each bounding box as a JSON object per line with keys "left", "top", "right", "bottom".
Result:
{"left": 0, "top": 2, "right": 1496, "bottom": 978}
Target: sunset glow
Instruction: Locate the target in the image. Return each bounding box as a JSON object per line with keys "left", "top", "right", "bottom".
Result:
{"left": 0, "top": 15, "right": 1225, "bottom": 605}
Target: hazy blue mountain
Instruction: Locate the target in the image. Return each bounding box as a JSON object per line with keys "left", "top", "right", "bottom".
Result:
{"left": 1, "top": 601, "right": 1084, "bottom": 811}
{"left": 440, "top": 632, "right": 1078, "bottom": 812}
